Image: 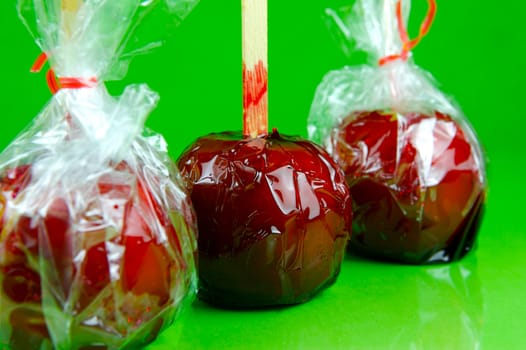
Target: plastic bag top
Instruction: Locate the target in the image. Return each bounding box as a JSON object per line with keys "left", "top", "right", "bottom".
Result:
{"left": 309, "top": 0, "right": 464, "bottom": 146}
{"left": 0, "top": 0, "right": 200, "bottom": 214}
{"left": 326, "top": 0, "right": 412, "bottom": 63}
{"left": 18, "top": 0, "right": 199, "bottom": 81}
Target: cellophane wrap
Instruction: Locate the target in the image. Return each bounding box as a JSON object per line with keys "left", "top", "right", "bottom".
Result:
{"left": 308, "top": 0, "right": 486, "bottom": 263}
{"left": 0, "top": 0, "right": 198, "bottom": 349}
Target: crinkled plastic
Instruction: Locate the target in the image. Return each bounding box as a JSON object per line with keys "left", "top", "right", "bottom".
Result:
{"left": 308, "top": 0, "right": 486, "bottom": 264}
{"left": 17, "top": 0, "right": 199, "bottom": 81}
{"left": 0, "top": 1, "right": 198, "bottom": 349}
{"left": 177, "top": 130, "right": 351, "bottom": 307}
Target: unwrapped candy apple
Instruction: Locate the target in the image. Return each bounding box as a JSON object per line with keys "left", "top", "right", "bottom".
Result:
{"left": 178, "top": 130, "right": 351, "bottom": 307}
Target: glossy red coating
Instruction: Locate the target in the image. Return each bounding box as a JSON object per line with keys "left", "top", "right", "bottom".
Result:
{"left": 178, "top": 130, "right": 351, "bottom": 307}
{"left": 0, "top": 163, "right": 196, "bottom": 349}
{"left": 331, "top": 111, "right": 485, "bottom": 263}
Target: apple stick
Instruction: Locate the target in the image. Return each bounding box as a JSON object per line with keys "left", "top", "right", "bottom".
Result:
{"left": 62, "top": 0, "right": 81, "bottom": 39}
{"left": 242, "top": 0, "right": 268, "bottom": 138}
{"left": 383, "top": 0, "right": 396, "bottom": 56}
{"left": 383, "top": 0, "right": 399, "bottom": 103}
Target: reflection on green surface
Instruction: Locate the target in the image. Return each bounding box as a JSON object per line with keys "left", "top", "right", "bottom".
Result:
{"left": 145, "top": 255, "right": 484, "bottom": 350}
{"left": 390, "top": 260, "right": 483, "bottom": 349}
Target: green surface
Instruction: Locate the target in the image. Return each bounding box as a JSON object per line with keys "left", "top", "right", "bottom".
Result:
{"left": 0, "top": 1, "right": 525, "bottom": 349}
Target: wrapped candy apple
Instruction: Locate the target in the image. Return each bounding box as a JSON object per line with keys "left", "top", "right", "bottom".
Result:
{"left": 308, "top": 0, "right": 486, "bottom": 264}
{"left": 0, "top": 0, "right": 198, "bottom": 349}
{"left": 177, "top": 0, "right": 351, "bottom": 308}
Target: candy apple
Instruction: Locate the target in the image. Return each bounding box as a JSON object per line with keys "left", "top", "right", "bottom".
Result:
{"left": 178, "top": 129, "right": 351, "bottom": 307}
{"left": 330, "top": 110, "right": 485, "bottom": 263}
{"left": 0, "top": 162, "right": 196, "bottom": 349}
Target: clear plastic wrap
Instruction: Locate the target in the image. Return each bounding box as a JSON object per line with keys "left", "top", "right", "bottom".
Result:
{"left": 0, "top": 1, "right": 198, "bottom": 349}
{"left": 177, "top": 130, "right": 351, "bottom": 307}
{"left": 308, "top": 0, "right": 486, "bottom": 264}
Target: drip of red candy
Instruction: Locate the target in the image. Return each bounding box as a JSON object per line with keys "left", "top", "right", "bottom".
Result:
{"left": 242, "top": 60, "right": 268, "bottom": 137}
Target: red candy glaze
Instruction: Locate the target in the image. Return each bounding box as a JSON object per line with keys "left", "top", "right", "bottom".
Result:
{"left": 178, "top": 130, "right": 351, "bottom": 307}
{"left": 331, "top": 111, "right": 485, "bottom": 263}
{"left": 0, "top": 163, "right": 196, "bottom": 348}
{"left": 242, "top": 61, "right": 268, "bottom": 137}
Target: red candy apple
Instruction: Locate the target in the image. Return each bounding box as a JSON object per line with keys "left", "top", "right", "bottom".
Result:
{"left": 176, "top": 0, "right": 351, "bottom": 308}
{"left": 330, "top": 111, "right": 485, "bottom": 263}
{"left": 0, "top": 162, "right": 196, "bottom": 349}
{"left": 306, "top": 0, "right": 487, "bottom": 263}
{"left": 177, "top": 130, "right": 351, "bottom": 307}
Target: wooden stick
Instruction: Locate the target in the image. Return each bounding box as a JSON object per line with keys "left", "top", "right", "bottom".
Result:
{"left": 62, "top": 0, "right": 82, "bottom": 39}
{"left": 383, "top": 0, "right": 399, "bottom": 104}
{"left": 383, "top": 0, "right": 395, "bottom": 55}
{"left": 242, "top": 0, "right": 268, "bottom": 138}
{"left": 61, "top": 0, "right": 81, "bottom": 11}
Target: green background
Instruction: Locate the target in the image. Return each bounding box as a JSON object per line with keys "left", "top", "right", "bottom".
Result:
{"left": 1, "top": 1, "right": 525, "bottom": 349}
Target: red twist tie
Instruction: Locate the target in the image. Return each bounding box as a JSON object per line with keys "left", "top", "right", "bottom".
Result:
{"left": 31, "top": 52, "right": 98, "bottom": 94}
{"left": 378, "top": 0, "right": 437, "bottom": 66}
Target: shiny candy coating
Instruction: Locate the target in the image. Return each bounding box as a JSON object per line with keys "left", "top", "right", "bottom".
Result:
{"left": 0, "top": 163, "right": 197, "bottom": 349}
{"left": 178, "top": 130, "right": 351, "bottom": 307}
{"left": 332, "top": 111, "right": 485, "bottom": 264}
